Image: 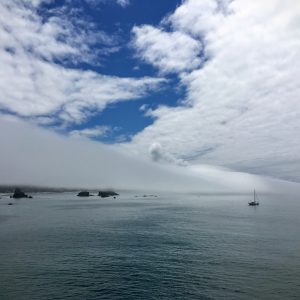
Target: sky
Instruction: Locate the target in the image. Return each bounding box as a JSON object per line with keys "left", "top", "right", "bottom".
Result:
{"left": 0, "top": 0, "right": 300, "bottom": 189}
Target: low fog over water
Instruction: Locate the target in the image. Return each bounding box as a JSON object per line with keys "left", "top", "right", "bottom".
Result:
{"left": 0, "top": 116, "right": 299, "bottom": 194}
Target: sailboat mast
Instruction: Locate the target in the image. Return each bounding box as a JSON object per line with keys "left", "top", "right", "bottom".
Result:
{"left": 249, "top": 189, "right": 259, "bottom": 206}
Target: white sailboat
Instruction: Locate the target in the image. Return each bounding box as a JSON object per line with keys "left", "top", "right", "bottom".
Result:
{"left": 248, "top": 189, "right": 259, "bottom": 206}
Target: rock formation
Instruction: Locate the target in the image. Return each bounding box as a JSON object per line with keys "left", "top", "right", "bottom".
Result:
{"left": 77, "top": 191, "right": 90, "bottom": 197}
{"left": 12, "top": 188, "right": 30, "bottom": 199}
{"left": 98, "top": 191, "right": 119, "bottom": 198}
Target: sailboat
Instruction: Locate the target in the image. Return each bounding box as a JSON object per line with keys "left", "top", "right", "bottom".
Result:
{"left": 248, "top": 189, "right": 259, "bottom": 206}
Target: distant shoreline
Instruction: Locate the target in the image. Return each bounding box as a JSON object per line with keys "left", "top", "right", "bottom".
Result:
{"left": 0, "top": 185, "right": 280, "bottom": 196}
{"left": 0, "top": 185, "right": 85, "bottom": 193}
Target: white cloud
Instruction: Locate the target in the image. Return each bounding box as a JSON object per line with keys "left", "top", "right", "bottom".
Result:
{"left": 30, "top": 0, "right": 54, "bottom": 7}
{"left": 116, "top": 0, "right": 130, "bottom": 7}
{"left": 69, "top": 126, "right": 112, "bottom": 138}
{"left": 149, "top": 142, "right": 187, "bottom": 166}
{"left": 129, "top": 0, "right": 300, "bottom": 182}
{"left": 165, "top": 0, "right": 230, "bottom": 37}
{"left": 85, "top": 0, "right": 130, "bottom": 8}
{"left": 132, "top": 25, "right": 202, "bottom": 74}
{"left": 0, "top": 49, "right": 164, "bottom": 123}
{"left": 0, "top": 0, "right": 116, "bottom": 64}
{"left": 0, "top": 0, "right": 164, "bottom": 125}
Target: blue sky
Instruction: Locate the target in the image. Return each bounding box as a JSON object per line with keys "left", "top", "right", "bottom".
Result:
{"left": 38, "top": 0, "right": 185, "bottom": 141}
{"left": 1, "top": 0, "right": 300, "bottom": 183}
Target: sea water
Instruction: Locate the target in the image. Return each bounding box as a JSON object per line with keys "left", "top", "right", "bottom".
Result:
{"left": 0, "top": 192, "right": 300, "bottom": 299}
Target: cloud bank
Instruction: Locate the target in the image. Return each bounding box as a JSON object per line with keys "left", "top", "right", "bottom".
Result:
{"left": 130, "top": 0, "right": 300, "bottom": 182}
{"left": 1, "top": 115, "right": 288, "bottom": 194}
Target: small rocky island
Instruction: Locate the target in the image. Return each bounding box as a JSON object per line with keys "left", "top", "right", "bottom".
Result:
{"left": 98, "top": 191, "right": 119, "bottom": 198}
{"left": 77, "top": 191, "right": 91, "bottom": 197}
{"left": 12, "top": 188, "right": 32, "bottom": 199}
{"left": 76, "top": 190, "right": 119, "bottom": 198}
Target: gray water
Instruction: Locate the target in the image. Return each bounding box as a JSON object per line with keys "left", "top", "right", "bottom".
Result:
{"left": 0, "top": 192, "right": 300, "bottom": 300}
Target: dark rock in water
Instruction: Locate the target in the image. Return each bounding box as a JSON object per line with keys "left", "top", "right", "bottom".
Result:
{"left": 28, "top": 196, "right": 33, "bottom": 198}
{"left": 77, "top": 191, "right": 90, "bottom": 197}
{"left": 98, "top": 191, "right": 119, "bottom": 198}
{"left": 12, "top": 188, "right": 29, "bottom": 199}
{"left": 8, "top": 202, "right": 13, "bottom": 205}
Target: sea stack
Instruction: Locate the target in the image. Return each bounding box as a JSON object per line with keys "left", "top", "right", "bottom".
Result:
{"left": 12, "top": 188, "right": 29, "bottom": 199}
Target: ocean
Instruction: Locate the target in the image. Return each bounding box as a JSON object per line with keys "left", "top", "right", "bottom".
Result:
{"left": 1, "top": 192, "right": 300, "bottom": 299}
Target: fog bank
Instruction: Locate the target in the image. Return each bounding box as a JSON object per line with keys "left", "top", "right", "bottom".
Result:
{"left": 0, "top": 116, "right": 299, "bottom": 194}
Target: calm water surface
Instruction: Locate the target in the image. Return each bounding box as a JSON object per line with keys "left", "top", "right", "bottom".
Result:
{"left": 0, "top": 192, "right": 300, "bottom": 299}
